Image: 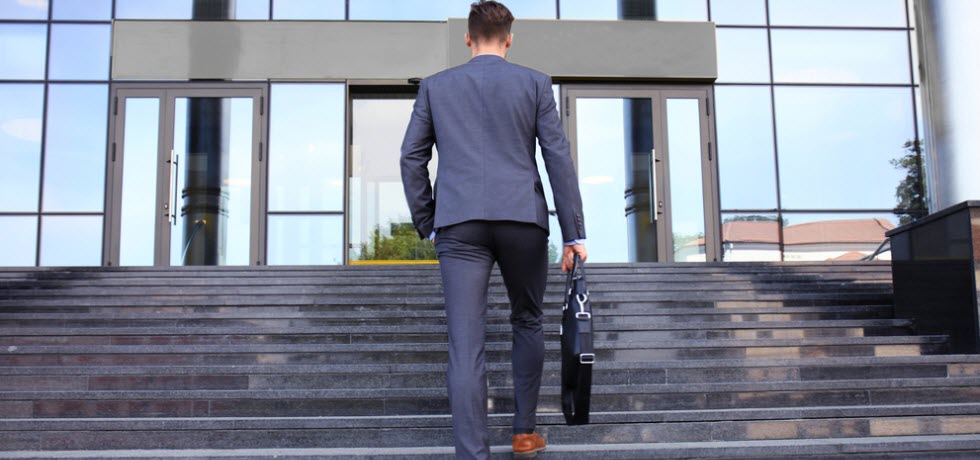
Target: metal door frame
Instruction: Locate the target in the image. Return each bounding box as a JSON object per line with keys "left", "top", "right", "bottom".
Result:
{"left": 561, "top": 84, "right": 721, "bottom": 262}
{"left": 104, "top": 83, "right": 269, "bottom": 267}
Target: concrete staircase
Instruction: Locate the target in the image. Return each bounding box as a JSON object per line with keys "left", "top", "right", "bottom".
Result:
{"left": 1, "top": 262, "right": 979, "bottom": 459}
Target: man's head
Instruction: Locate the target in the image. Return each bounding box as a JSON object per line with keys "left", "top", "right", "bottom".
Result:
{"left": 466, "top": 1, "right": 514, "bottom": 51}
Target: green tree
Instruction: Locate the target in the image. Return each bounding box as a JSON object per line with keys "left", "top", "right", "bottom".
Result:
{"left": 891, "top": 139, "right": 927, "bottom": 225}
{"left": 358, "top": 221, "right": 437, "bottom": 261}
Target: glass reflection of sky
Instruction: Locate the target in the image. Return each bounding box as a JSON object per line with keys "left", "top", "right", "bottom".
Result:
{"left": 665, "top": 98, "right": 705, "bottom": 255}
{"left": 559, "top": 0, "right": 616, "bottom": 20}
{"left": 0, "top": 216, "right": 37, "bottom": 266}
{"left": 769, "top": 0, "right": 906, "bottom": 27}
{"left": 715, "top": 86, "right": 777, "bottom": 210}
{"left": 772, "top": 30, "right": 910, "bottom": 84}
{"left": 576, "top": 98, "right": 628, "bottom": 263}
{"left": 119, "top": 98, "right": 158, "bottom": 266}
{"left": 653, "top": 0, "right": 707, "bottom": 21}
{"left": 0, "top": 0, "right": 48, "bottom": 20}
{"left": 269, "top": 84, "right": 345, "bottom": 212}
{"left": 273, "top": 0, "right": 344, "bottom": 20}
{"left": 48, "top": 24, "right": 110, "bottom": 80}
{"left": 775, "top": 87, "right": 914, "bottom": 210}
{"left": 43, "top": 84, "right": 108, "bottom": 212}
{"left": 40, "top": 215, "right": 102, "bottom": 266}
{"left": 710, "top": 0, "right": 766, "bottom": 25}
{"left": 349, "top": 0, "right": 555, "bottom": 20}
{"left": 116, "top": 0, "right": 269, "bottom": 20}
{"left": 715, "top": 28, "right": 770, "bottom": 83}
{"left": 268, "top": 215, "right": 343, "bottom": 265}
{"left": 0, "top": 24, "right": 47, "bottom": 80}
{"left": 0, "top": 84, "right": 43, "bottom": 212}
{"left": 52, "top": 0, "right": 112, "bottom": 20}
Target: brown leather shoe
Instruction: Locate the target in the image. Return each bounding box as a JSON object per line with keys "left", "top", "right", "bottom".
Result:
{"left": 512, "top": 432, "right": 546, "bottom": 457}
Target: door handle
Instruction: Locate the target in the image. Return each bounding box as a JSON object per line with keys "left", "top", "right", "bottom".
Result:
{"left": 650, "top": 148, "right": 657, "bottom": 222}
{"left": 167, "top": 149, "right": 178, "bottom": 224}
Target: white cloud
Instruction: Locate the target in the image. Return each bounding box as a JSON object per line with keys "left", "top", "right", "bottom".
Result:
{"left": 17, "top": 0, "right": 48, "bottom": 10}
{"left": 1, "top": 118, "right": 42, "bottom": 143}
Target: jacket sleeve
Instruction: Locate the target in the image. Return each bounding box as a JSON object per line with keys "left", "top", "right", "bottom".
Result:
{"left": 536, "top": 76, "right": 586, "bottom": 242}
{"left": 400, "top": 80, "right": 437, "bottom": 240}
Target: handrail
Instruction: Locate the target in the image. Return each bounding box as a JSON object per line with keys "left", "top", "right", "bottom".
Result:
{"left": 182, "top": 219, "right": 206, "bottom": 262}
{"left": 862, "top": 237, "right": 891, "bottom": 261}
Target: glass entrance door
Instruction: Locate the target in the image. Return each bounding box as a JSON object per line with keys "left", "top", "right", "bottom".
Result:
{"left": 565, "top": 87, "right": 720, "bottom": 262}
{"left": 348, "top": 95, "right": 437, "bottom": 264}
{"left": 104, "top": 86, "right": 267, "bottom": 266}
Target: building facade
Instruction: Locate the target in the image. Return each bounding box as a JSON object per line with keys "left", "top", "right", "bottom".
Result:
{"left": 0, "top": 0, "right": 934, "bottom": 267}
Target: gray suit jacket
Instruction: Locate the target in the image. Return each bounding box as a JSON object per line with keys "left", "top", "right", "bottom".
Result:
{"left": 400, "top": 54, "right": 586, "bottom": 242}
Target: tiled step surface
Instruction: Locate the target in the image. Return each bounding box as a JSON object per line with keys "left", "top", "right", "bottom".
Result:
{"left": 1, "top": 262, "right": 978, "bottom": 458}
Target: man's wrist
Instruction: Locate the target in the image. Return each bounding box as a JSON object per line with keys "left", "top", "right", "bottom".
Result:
{"left": 563, "top": 239, "right": 586, "bottom": 246}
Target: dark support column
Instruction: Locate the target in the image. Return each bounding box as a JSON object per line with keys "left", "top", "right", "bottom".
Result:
{"left": 181, "top": 0, "right": 235, "bottom": 265}
{"left": 623, "top": 99, "right": 657, "bottom": 262}
{"left": 619, "top": 0, "right": 656, "bottom": 20}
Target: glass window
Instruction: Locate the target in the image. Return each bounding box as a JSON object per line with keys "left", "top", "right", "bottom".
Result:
{"left": 352, "top": 0, "right": 447, "bottom": 21}
{"left": 769, "top": 0, "right": 906, "bottom": 28}
{"left": 720, "top": 213, "right": 780, "bottom": 261}
{"left": 268, "top": 84, "right": 345, "bottom": 212}
{"left": 710, "top": 0, "right": 766, "bottom": 25}
{"left": 559, "top": 0, "right": 616, "bottom": 20}
{"left": 775, "top": 87, "right": 915, "bottom": 210}
{"left": 40, "top": 215, "right": 102, "bottom": 266}
{"left": 780, "top": 212, "right": 898, "bottom": 262}
{"left": 42, "top": 84, "right": 108, "bottom": 212}
{"left": 714, "top": 86, "right": 777, "bottom": 210}
{"left": 52, "top": 0, "right": 111, "bottom": 21}
{"left": 116, "top": 0, "right": 268, "bottom": 19}
{"left": 654, "top": 0, "right": 707, "bottom": 21}
{"left": 273, "top": 0, "right": 344, "bottom": 20}
{"left": 771, "top": 30, "right": 910, "bottom": 84}
{"left": 577, "top": 98, "right": 629, "bottom": 263}
{"left": 0, "top": 0, "right": 48, "bottom": 20}
{"left": 0, "top": 24, "right": 47, "bottom": 80}
{"left": 665, "top": 98, "right": 706, "bottom": 262}
{"left": 0, "top": 216, "right": 37, "bottom": 266}
{"left": 118, "top": 97, "right": 159, "bottom": 267}
{"left": 715, "top": 28, "right": 770, "bottom": 83}
{"left": 48, "top": 24, "right": 111, "bottom": 80}
{"left": 0, "top": 84, "right": 43, "bottom": 212}
{"left": 267, "top": 215, "right": 343, "bottom": 265}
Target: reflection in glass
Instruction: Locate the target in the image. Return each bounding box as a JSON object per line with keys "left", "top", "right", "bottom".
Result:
{"left": 709, "top": 0, "right": 766, "bottom": 25}
{"left": 535, "top": 84, "right": 561, "bottom": 211}
{"left": 666, "top": 98, "right": 706, "bottom": 262}
{"left": 547, "top": 214, "right": 562, "bottom": 264}
{"left": 119, "top": 98, "right": 159, "bottom": 266}
{"left": 559, "top": 0, "right": 616, "bottom": 20}
{"left": 780, "top": 213, "right": 898, "bottom": 261}
{"left": 116, "top": 0, "right": 268, "bottom": 19}
{"left": 0, "top": 84, "right": 42, "bottom": 212}
{"left": 577, "top": 98, "right": 657, "bottom": 263}
{"left": 40, "top": 215, "right": 103, "bottom": 266}
{"left": 715, "top": 86, "right": 776, "bottom": 210}
{"left": 352, "top": 0, "right": 446, "bottom": 20}
{"left": 53, "top": 0, "right": 112, "bottom": 20}
{"left": 0, "top": 24, "right": 47, "bottom": 80}
{"left": 268, "top": 84, "right": 345, "bottom": 212}
{"left": 769, "top": 0, "right": 906, "bottom": 27}
{"left": 720, "top": 213, "right": 779, "bottom": 262}
{"left": 350, "top": 98, "right": 436, "bottom": 262}
{"left": 475, "top": 0, "right": 555, "bottom": 19}
{"left": 268, "top": 215, "right": 343, "bottom": 265}
{"left": 1, "top": 0, "right": 47, "bottom": 19}
{"left": 171, "top": 97, "right": 253, "bottom": 266}
{"left": 653, "top": 0, "right": 707, "bottom": 21}
{"left": 0, "top": 216, "right": 37, "bottom": 267}
{"left": 42, "top": 84, "right": 108, "bottom": 212}
{"left": 771, "top": 30, "right": 910, "bottom": 84}
{"left": 49, "top": 24, "right": 111, "bottom": 80}
{"left": 775, "top": 87, "right": 914, "bottom": 210}
{"left": 715, "top": 28, "right": 770, "bottom": 83}
{"left": 273, "top": 0, "right": 344, "bottom": 20}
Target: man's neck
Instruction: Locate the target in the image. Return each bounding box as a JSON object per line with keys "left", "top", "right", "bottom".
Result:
{"left": 470, "top": 48, "right": 507, "bottom": 58}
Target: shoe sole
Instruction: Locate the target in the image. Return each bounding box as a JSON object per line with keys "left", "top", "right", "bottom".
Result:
{"left": 513, "top": 446, "right": 546, "bottom": 458}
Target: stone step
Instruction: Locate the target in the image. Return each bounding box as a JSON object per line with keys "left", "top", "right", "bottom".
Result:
{"left": 0, "top": 321, "right": 915, "bottom": 346}
{"left": 2, "top": 376, "right": 979, "bottom": 418}
{"left": 0, "top": 336, "right": 949, "bottom": 368}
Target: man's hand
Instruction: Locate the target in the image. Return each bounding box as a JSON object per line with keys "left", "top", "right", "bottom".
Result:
{"left": 562, "top": 244, "right": 587, "bottom": 272}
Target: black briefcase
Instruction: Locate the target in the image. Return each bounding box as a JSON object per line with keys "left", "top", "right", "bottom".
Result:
{"left": 560, "top": 254, "right": 594, "bottom": 425}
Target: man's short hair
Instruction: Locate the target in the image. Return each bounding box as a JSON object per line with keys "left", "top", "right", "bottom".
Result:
{"left": 468, "top": 1, "right": 514, "bottom": 44}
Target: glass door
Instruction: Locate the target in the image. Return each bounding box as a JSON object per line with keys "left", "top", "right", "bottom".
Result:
{"left": 564, "top": 86, "right": 720, "bottom": 262}
{"left": 104, "top": 85, "right": 267, "bottom": 266}
{"left": 347, "top": 94, "right": 438, "bottom": 264}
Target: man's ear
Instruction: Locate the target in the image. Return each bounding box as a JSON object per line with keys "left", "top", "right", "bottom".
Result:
{"left": 465, "top": 33, "right": 472, "bottom": 48}
{"left": 505, "top": 33, "right": 513, "bottom": 49}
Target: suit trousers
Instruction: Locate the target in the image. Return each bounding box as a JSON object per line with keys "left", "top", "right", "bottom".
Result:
{"left": 434, "top": 220, "right": 549, "bottom": 460}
